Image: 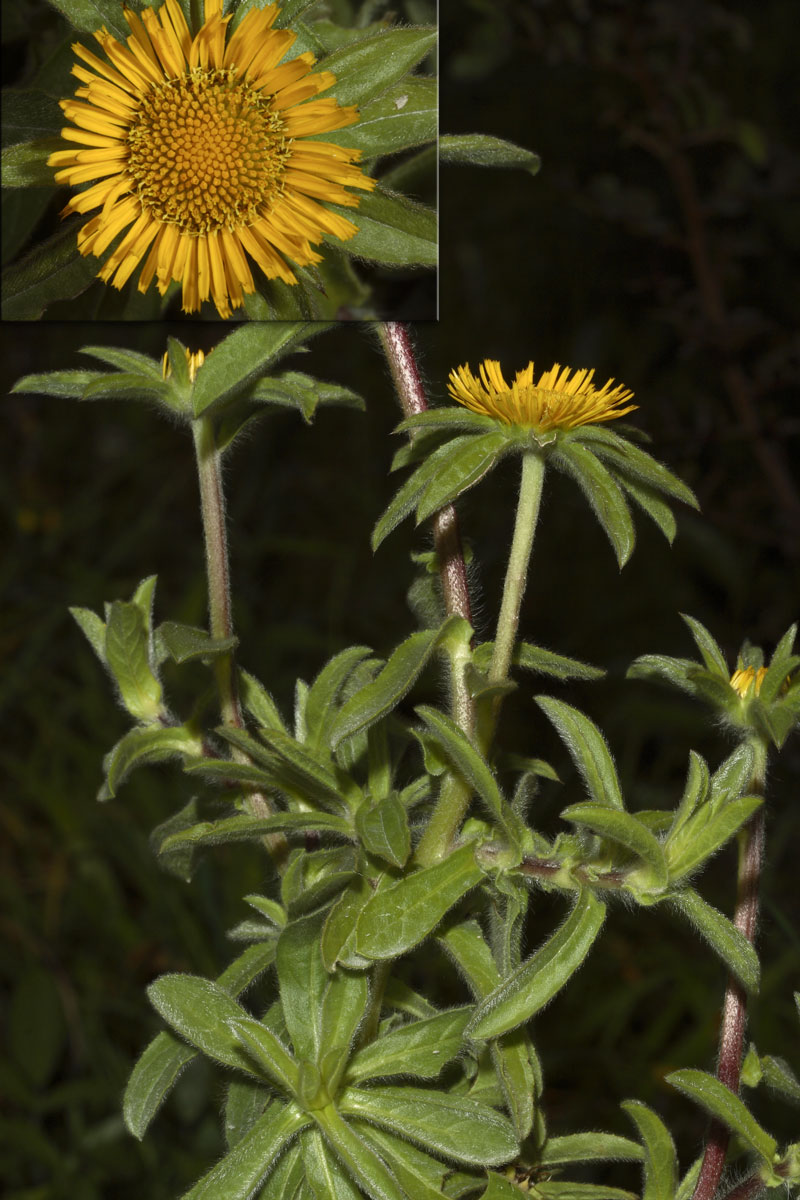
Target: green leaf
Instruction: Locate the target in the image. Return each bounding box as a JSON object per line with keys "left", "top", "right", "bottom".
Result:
{"left": 101, "top": 724, "right": 201, "bottom": 799}
{"left": 670, "top": 752, "right": 710, "bottom": 837}
{"left": 397, "top": 408, "right": 499, "bottom": 437}
{"left": 355, "top": 793, "right": 411, "bottom": 868}
{"left": 346, "top": 1007, "right": 472, "bottom": 1084}
{"left": 318, "top": 27, "right": 437, "bottom": 107}
{"left": 616, "top": 475, "right": 677, "bottom": 543}
{"left": 332, "top": 186, "right": 436, "bottom": 267}
{"left": 709, "top": 742, "right": 755, "bottom": 804}
{"left": 572, "top": 426, "right": 698, "bottom": 510}
{"left": 626, "top": 654, "right": 698, "bottom": 694}
{"left": 621, "top": 1101, "right": 678, "bottom": 1200}
{"left": 333, "top": 78, "right": 436, "bottom": 159}
{"left": 415, "top": 705, "right": 520, "bottom": 842}
{"left": 227, "top": 1018, "right": 299, "bottom": 1095}
{"left": 511, "top": 643, "right": 605, "bottom": 681}
{"left": 104, "top": 599, "right": 162, "bottom": 721}
{"left": 191, "top": 324, "right": 323, "bottom": 418}
{"left": 321, "top": 874, "right": 375, "bottom": 971}
{"left": 276, "top": 913, "right": 330, "bottom": 1063}
{"left": 330, "top": 617, "right": 467, "bottom": 749}
{"left": 80, "top": 345, "right": 164, "bottom": 380}
{"left": 218, "top": 725, "right": 355, "bottom": 813}
{"left": 157, "top": 621, "right": 238, "bottom": 664}
{"left": 147, "top": 975, "right": 269, "bottom": 1079}
{"left": 312, "top": 1104, "right": 411, "bottom": 1200}
{"left": 467, "top": 889, "right": 606, "bottom": 1040}
{"left": 2, "top": 138, "right": 61, "bottom": 187}
{"left": 675, "top": 1157, "right": 704, "bottom": 1200}
{"left": 182, "top": 1102, "right": 310, "bottom": 1200}
{"left": 319, "top": 969, "right": 369, "bottom": 1083}
{"left": 553, "top": 442, "right": 635, "bottom": 566}
{"left": 680, "top": 614, "right": 729, "bottom": 676}
{"left": 356, "top": 1125, "right": 449, "bottom": 1200}
{"left": 339, "top": 1085, "right": 519, "bottom": 1167}
{"left": 372, "top": 435, "right": 460, "bottom": 550}
{"left": 257, "top": 1141, "right": 304, "bottom": 1198}
{"left": 11, "top": 368, "right": 106, "bottom": 399}
{"left": 539, "top": 1133, "right": 644, "bottom": 1165}
{"left": 69, "top": 605, "right": 106, "bottom": 662}
{"left": 536, "top": 697, "right": 625, "bottom": 810}
{"left": 157, "top": 810, "right": 352, "bottom": 853}
{"left": 671, "top": 889, "right": 760, "bottom": 994}
{"left": 224, "top": 1078, "right": 271, "bottom": 1149}
{"left": 44, "top": 0, "right": 133, "bottom": 39}
{"left": 560, "top": 803, "right": 668, "bottom": 889}
{"left": 123, "top": 1032, "right": 198, "bottom": 1142}
{"left": 415, "top": 432, "right": 509, "bottom": 522}
{"left": 239, "top": 669, "right": 288, "bottom": 733}
{"left": 303, "top": 1128, "right": 362, "bottom": 1200}
{"left": 304, "top": 646, "right": 374, "bottom": 753}
{"left": 2, "top": 218, "right": 98, "bottom": 320}
{"left": 760, "top": 623, "right": 798, "bottom": 702}
{"left": 439, "top": 133, "right": 541, "bottom": 175}
{"left": 534, "top": 1185, "right": 637, "bottom": 1199}
{"left": 2, "top": 88, "right": 63, "bottom": 147}
{"left": 666, "top": 1069, "right": 777, "bottom": 1164}
{"left": 356, "top": 843, "right": 485, "bottom": 960}
{"left": 665, "top": 795, "right": 763, "bottom": 882}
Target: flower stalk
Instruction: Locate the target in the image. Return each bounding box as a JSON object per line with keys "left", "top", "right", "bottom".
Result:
{"left": 692, "top": 736, "right": 768, "bottom": 1200}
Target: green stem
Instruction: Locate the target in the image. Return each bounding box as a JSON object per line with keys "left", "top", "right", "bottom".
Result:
{"left": 192, "top": 416, "right": 286, "bottom": 861}
{"left": 478, "top": 451, "right": 545, "bottom": 755}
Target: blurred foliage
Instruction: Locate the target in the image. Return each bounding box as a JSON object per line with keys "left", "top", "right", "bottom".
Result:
{"left": 2, "top": 0, "right": 799, "bottom": 1194}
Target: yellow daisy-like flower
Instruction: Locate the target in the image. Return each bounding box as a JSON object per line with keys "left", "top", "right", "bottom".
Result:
{"left": 49, "top": 0, "right": 375, "bottom": 319}
{"left": 447, "top": 360, "right": 638, "bottom": 433}
{"left": 730, "top": 666, "right": 767, "bottom": 698}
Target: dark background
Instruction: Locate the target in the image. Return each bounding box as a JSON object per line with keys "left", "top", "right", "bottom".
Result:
{"left": 2, "top": 0, "right": 799, "bottom": 1195}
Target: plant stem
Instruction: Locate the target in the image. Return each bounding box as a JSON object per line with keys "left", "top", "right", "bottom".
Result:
{"left": 379, "top": 323, "right": 477, "bottom": 865}
{"left": 192, "top": 416, "right": 285, "bottom": 859}
{"left": 692, "top": 737, "right": 768, "bottom": 1200}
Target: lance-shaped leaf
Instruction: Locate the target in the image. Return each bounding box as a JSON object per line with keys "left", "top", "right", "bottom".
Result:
{"left": 339, "top": 1085, "right": 519, "bottom": 1166}
{"left": 182, "top": 1101, "right": 310, "bottom": 1200}
{"left": 244, "top": 371, "right": 364, "bottom": 425}
{"left": 304, "top": 646, "right": 373, "bottom": 753}
{"left": 70, "top": 605, "right": 107, "bottom": 663}
{"left": 276, "top": 913, "right": 330, "bottom": 1063}
{"left": 561, "top": 803, "right": 668, "bottom": 889}
{"left": 680, "top": 614, "right": 729, "bottom": 676}
{"left": 104, "top": 599, "right": 163, "bottom": 721}
{"left": 123, "top": 943, "right": 275, "bottom": 1140}
{"left": 227, "top": 1018, "right": 299, "bottom": 1095}
{"left": 312, "top": 1104, "right": 412, "bottom": 1200}
{"left": 190, "top": 324, "right": 323, "bottom": 418}
{"left": 302, "top": 1128, "right": 362, "bottom": 1200}
{"left": 373, "top": 435, "right": 469, "bottom": 550}
{"left": 157, "top": 621, "right": 237, "bottom": 664}
{"left": 330, "top": 617, "right": 468, "bottom": 749}
{"left": 356, "top": 794, "right": 411, "bottom": 867}
{"left": 356, "top": 1125, "right": 449, "bottom": 1200}
{"left": 355, "top": 843, "right": 485, "bottom": 960}
{"left": 670, "top": 751, "right": 710, "bottom": 837}
{"left": 239, "top": 669, "right": 287, "bottom": 733}
{"left": 439, "top": 133, "right": 541, "bottom": 174}
{"left": 415, "top": 706, "right": 522, "bottom": 843}
{"left": 759, "top": 622, "right": 798, "bottom": 703}
{"left": 218, "top": 725, "right": 356, "bottom": 813}
{"left": 319, "top": 971, "right": 369, "bottom": 1087}
{"left": 670, "top": 889, "right": 760, "bottom": 993}
{"left": 345, "top": 1007, "right": 472, "bottom": 1084}
{"left": 665, "top": 795, "right": 763, "bottom": 882}
{"left": 101, "top": 724, "right": 202, "bottom": 799}
{"left": 616, "top": 474, "right": 678, "bottom": 543}
{"left": 80, "top": 345, "right": 164, "bottom": 379}
{"left": 552, "top": 442, "right": 635, "bottom": 566}
{"left": 157, "top": 810, "right": 352, "bottom": 854}
{"left": 709, "top": 741, "right": 755, "bottom": 804}
{"left": 333, "top": 78, "right": 436, "bottom": 161}
{"left": 539, "top": 1133, "right": 644, "bottom": 1166}
{"left": 257, "top": 1140, "right": 304, "bottom": 1197}
{"left": 321, "top": 874, "right": 375, "bottom": 971}
{"left": 621, "top": 1100, "right": 678, "bottom": 1200}
{"left": 2, "top": 218, "right": 99, "bottom": 320}
{"left": 467, "top": 889, "right": 606, "bottom": 1040}
{"left": 572, "top": 426, "right": 698, "bottom": 510}
{"left": 224, "top": 1078, "right": 270, "bottom": 1149}
{"left": 414, "top": 431, "right": 510, "bottom": 523}
{"left": 147, "top": 975, "right": 271, "bottom": 1079}
{"left": 318, "top": 27, "right": 437, "bottom": 107}
{"left": 528, "top": 1184, "right": 636, "bottom": 1199}
{"left": 397, "top": 407, "right": 500, "bottom": 437}
{"left": 437, "top": 920, "right": 540, "bottom": 1141}
{"left": 332, "top": 187, "right": 436, "bottom": 268}
{"left": 666, "top": 1069, "right": 777, "bottom": 1164}
{"left": 536, "top": 697, "right": 625, "bottom": 810}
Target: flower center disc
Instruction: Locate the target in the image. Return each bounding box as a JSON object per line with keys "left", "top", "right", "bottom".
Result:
{"left": 127, "top": 68, "right": 290, "bottom": 235}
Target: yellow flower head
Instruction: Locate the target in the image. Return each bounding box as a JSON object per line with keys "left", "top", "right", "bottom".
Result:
{"left": 730, "top": 666, "right": 767, "bottom": 698}
{"left": 447, "top": 360, "right": 637, "bottom": 433}
{"left": 162, "top": 347, "right": 206, "bottom": 382}
{"left": 49, "top": 0, "right": 375, "bottom": 319}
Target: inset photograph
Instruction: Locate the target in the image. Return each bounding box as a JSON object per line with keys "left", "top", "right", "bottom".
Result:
{"left": 2, "top": 0, "right": 437, "bottom": 321}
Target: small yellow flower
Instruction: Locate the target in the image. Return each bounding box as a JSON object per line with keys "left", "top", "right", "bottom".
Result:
{"left": 448, "top": 360, "right": 637, "bottom": 433}
{"left": 49, "top": 0, "right": 375, "bottom": 319}
{"left": 730, "top": 666, "right": 767, "bottom": 698}
{"left": 162, "top": 347, "right": 206, "bottom": 382}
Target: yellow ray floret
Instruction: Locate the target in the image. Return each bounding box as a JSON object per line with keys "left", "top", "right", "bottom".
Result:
{"left": 49, "top": 0, "right": 375, "bottom": 318}
{"left": 447, "top": 360, "right": 638, "bottom": 433}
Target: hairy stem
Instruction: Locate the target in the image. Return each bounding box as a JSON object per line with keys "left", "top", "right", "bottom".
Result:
{"left": 692, "top": 737, "right": 768, "bottom": 1200}
{"left": 192, "top": 417, "right": 286, "bottom": 860}
{"left": 379, "top": 322, "right": 477, "bottom": 866}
